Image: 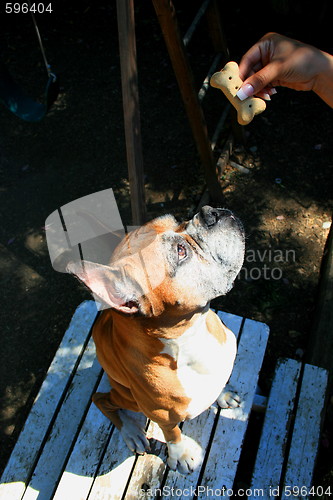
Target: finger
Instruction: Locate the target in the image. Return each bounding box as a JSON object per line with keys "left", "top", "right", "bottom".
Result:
{"left": 239, "top": 32, "right": 278, "bottom": 80}
{"left": 238, "top": 44, "right": 264, "bottom": 80}
{"left": 237, "top": 62, "right": 281, "bottom": 100}
{"left": 256, "top": 86, "right": 278, "bottom": 100}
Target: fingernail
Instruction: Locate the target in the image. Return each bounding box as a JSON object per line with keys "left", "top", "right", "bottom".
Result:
{"left": 270, "top": 87, "right": 277, "bottom": 95}
{"left": 236, "top": 83, "right": 255, "bottom": 101}
{"left": 262, "top": 92, "right": 271, "bottom": 101}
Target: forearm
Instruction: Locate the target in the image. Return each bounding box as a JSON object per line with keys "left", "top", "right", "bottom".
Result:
{"left": 313, "top": 50, "right": 333, "bottom": 107}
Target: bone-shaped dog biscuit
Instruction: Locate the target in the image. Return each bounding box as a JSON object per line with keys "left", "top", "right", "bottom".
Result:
{"left": 210, "top": 61, "right": 266, "bottom": 125}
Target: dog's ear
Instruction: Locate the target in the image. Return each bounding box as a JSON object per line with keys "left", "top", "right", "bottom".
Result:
{"left": 66, "top": 260, "right": 140, "bottom": 314}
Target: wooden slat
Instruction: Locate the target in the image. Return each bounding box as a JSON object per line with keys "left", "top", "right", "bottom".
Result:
{"left": 1, "top": 299, "right": 327, "bottom": 500}
{"left": 198, "top": 53, "right": 222, "bottom": 103}
{"left": 205, "top": 0, "right": 229, "bottom": 57}
{"left": 22, "top": 336, "right": 102, "bottom": 500}
{"left": 182, "top": 0, "right": 211, "bottom": 47}
{"left": 210, "top": 106, "right": 230, "bottom": 152}
{"left": 124, "top": 317, "right": 268, "bottom": 499}
{"left": 281, "top": 364, "right": 328, "bottom": 500}
{"left": 159, "top": 315, "right": 246, "bottom": 496}
{"left": 152, "top": 0, "right": 224, "bottom": 205}
{"left": 116, "top": 0, "right": 146, "bottom": 225}
{"left": 124, "top": 404, "right": 219, "bottom": 499}
{"left": 123, "top": 420, "right": 168, "bottom": 499}
{"left": 123, "top": 308, "right": 244, "bottom": 499}
{"left": 308, "top": 222, "right": 333, "bottom": 389}
{"left": 0, "top": 301, "right": 98, "bottom": 500}
{"left": 197, "top": 318, "right": 269, "bottom": 496}
{"left": 161, "top": 405, "right": 218, "bottom": 498}
{"left": 87, "top": 414, "right": 147, "bottom": 500}
{"left": 249, "top": 359, "right": 302, "bottom": 499}
{"left": 0, "top": 304, "right": 246, "bottom": 500}
{"left": 53, "top": 373, "right": 112, "bottom": 500}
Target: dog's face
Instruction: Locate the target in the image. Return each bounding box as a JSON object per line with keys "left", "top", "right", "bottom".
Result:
{"left": 68, "top": 206, "right": 245, "bottom": 317}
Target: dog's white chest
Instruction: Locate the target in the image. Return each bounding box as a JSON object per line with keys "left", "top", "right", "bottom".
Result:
{"left": 160, "top": 312, "right": 236, "bottom": 419}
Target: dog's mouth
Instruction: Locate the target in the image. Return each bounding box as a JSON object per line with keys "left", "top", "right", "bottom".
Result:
{"left": 198, "top": 206, "right": 244, "bottom": 235}
{"left": 187, "top": 206, "right": 244, "bottom": 242}
{"left": 222, "top": 212, "right": 245, "bottom": 238}
{"left": 185, "top": 206, "right": 245, "bottom": 268}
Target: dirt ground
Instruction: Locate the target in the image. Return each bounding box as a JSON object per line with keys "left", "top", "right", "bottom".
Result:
{"left": 0, "top": 0, "right": 333, "bottom": 489}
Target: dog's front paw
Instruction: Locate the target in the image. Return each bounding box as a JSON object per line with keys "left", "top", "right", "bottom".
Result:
{"left": 217, "top": 386, "right": 241, "bottom": 409}
{"left": 167, "top": 435, "right": 204, "bottom": 475}
{"left": 119, "top": 411, "right": 150, "bottom": 455}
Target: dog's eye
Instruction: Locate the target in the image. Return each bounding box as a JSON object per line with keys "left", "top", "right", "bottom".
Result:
{"left": 177, "top": 243, "right": 187, "bottom": 261}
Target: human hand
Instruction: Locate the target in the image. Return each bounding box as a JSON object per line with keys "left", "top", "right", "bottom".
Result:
{"left": 236, "top": 32, "right": 329, "bottom": 101}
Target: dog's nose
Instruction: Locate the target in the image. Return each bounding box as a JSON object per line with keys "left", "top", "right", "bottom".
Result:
{"left": 199, "top": 206, "right": 233, "bottom": 228}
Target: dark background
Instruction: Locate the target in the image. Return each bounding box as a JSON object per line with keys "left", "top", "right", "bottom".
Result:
{"left": 0, "top": 0, "right": 332, "bottom": 487}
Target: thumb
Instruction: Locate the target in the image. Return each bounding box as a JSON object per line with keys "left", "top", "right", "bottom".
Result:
{"left": 237, "top": 63, "right": 280, "bottom": 100}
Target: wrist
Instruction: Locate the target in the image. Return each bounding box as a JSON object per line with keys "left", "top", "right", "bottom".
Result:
{"left": 313, "top": 50, "right": 333, "bottom": 107}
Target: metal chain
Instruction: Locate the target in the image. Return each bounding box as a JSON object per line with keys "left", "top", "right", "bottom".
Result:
{"left": 27, "top": 0, "right": 51, "bottom": 76}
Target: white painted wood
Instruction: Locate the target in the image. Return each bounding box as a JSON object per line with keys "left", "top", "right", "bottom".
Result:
{"left": 0, "top": 301, "right": 98, "bottom": 500}
{"left": 4, "top": 301, "right": 326, "bottom": 500}
{"left": 53, "top": 373, "right": 112, "bottom": 500}
{"left": 87, "top": 419, "right": 144, "bottom": 500}
{"left": 162, "top": 404, "right": 220, "bottom": 499}
{"left": 197, "top": 318, "right": 270, "bottom": 496}
{"left": 252, "top": 393, "right": 268, "bottom": 412}
{"left": 249, "top": 358, "right": 301, "bottom": 499}
{"left": 85, "top": 308, "right": 244, "bottom": 499}
{"left": 22, "top": 333, "right": 102, "bottom": 500}
{"left": 88, "top": 315, "right": 268, "bottom": 500}
{"left": 124, "top": 420, "right": 168, "bottom": 500}
{"left": 124, "top": 309, "right": 244, "bottom": 499}
{"left": 281, "top": 364, "right": 328, "bottom": 500}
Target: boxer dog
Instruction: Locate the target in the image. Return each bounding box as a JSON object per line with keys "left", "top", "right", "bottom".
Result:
{"left": 67, "top": 205, "right": 245, "bottom": 474}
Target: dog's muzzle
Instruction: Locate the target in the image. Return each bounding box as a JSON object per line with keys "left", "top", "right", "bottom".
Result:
{"left": 198, "top": 206, "right": 244, "bottom": 235}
